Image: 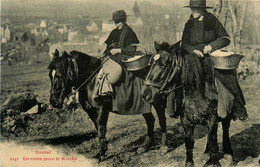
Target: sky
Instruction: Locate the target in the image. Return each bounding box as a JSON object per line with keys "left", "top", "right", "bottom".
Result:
{"left": 1, "top": 0, "right": 260, "bottom": 15}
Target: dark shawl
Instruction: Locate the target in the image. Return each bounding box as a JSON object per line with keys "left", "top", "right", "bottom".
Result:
{"left": 181, "top": 11, "right": 247, "bottom": 118}
{"left": 105, "top": 23, "right": 151, "bottom": 115}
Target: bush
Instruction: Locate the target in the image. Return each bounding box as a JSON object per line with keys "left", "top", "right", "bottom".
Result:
{"left": 237, "top": 61, "right": 260, "bottom": 80}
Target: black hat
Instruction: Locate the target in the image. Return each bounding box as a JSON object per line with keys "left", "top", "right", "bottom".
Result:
{"left": 184, "top": 0, "right": 213, "bottom": 8}
{"left": 110, "top": 10, "right": 128, "bottom": 22}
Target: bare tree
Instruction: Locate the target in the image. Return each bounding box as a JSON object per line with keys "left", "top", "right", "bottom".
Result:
{"left": 213, "top": 0, "right": 223, "bottom": 18}
{"left": 226, "top": 0, "right": 248, "bottom": 50}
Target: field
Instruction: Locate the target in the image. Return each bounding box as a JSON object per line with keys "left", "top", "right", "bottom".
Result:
{"left": 1, "top": 55, "right": 260, "bottom": 167}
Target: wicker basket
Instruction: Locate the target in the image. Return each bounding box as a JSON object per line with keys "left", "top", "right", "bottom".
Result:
{"left": 210, "top": 50, "right": 244, "bottom": 70}
{"left": 121, "top": 44, "right": 152, "bottom": 71}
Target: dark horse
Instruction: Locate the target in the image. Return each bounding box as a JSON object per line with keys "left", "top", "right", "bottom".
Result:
{"left": 142, "top": 42, "right": 234, "bottom": 167}
{"left": 48, "top": 49, "right": 169, "bottom": 159}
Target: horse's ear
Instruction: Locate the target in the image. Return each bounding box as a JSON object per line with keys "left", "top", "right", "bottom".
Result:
{"left": 162, "top": 42, "right": 170, "bottom": 49}
{"left": 154, "top": 41, "right": 160, "bottom": 52}
{"left": 63, "top": 51, "right": 70, "bottom": 58}
{"left": 54, "top": 49, "right": 59, "bottom": 58}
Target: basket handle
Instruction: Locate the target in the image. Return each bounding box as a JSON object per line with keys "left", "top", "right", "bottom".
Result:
{"left": 130, "top": 44, "right": 147, "bottom": 55}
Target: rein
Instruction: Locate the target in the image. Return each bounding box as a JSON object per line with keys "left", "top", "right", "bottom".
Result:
{"left": 72, "top": 42, "right": 121, "bottom": 93}
{"left": 74, "top": 57, "right": 109, "bottom": 92}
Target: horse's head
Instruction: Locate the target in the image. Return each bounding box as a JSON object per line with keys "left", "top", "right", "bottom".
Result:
{"left": 48, "top": 50, "right": 76, "bottom": 108}
{"left": 142, "top": 41, "right": 182, "bottom": 103}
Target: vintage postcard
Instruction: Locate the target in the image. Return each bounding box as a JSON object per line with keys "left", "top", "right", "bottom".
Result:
{"left": 1, "top": 0, "right": 260, "bottom": 166}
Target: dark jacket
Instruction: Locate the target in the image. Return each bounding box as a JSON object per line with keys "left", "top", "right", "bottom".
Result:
{"left": 181, "top": 11, "right": 247, "bottom": 119}
{"left": 104, "top": 24, "right": 151, "bottom": 115}
{"left": 182, "top": 12, "right": 230, "bottom": 54}
{"left": 105, "top": 23, "right": 139, "bottom": 56}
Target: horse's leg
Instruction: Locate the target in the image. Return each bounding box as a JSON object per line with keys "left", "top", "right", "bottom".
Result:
{"left": 222, "top": 118, "right": 233, "bottom": 159}
{"left": 153, "top": 104, "right": 168, "bottom": 155}
{"left": 181, "top": 117, "right": 195, "bottom": 167}
{"left": 204, "top": 115, "right": 221, "bottom": 167}
{"left": 79, "top": 91, "right": 98, "bottom": 130}
{"left": 96, "top": 107, "right": 109, "bottom": 158}
{"left": 137, "top": 112, "right": 155, "bottom": 153}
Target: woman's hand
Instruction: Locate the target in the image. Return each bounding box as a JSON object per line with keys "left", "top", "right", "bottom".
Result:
{"left": 110, "top": 48, "right": 121, "bottom": 55}
{"left": 193, "top": 49, "right": 204, "bottom": 57}
{"left": 203, "top": 45, "right": 212, "bottom": 54}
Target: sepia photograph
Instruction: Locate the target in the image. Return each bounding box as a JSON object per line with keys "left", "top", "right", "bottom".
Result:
{"left": 1, "top": 0, "right": 260, "bottom": 166}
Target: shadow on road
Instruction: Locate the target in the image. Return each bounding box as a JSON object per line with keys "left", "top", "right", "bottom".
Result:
{"left": 27, "top": 131, "right": 97, "bottom": 147}
{"left": 231, "top": 123, "right": 260, "bottom": 162}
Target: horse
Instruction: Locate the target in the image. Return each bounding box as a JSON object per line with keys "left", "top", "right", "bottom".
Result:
{"left": 142, "top": 41, "right": 234, "bottom": 167}
{"left": 47, "top": 49, "right": 170, "bottom": 160}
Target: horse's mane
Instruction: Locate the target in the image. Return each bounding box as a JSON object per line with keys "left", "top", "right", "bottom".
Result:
{"left": 70, "top": 50, "right": 101, "bottom": 66}
{"left": 181, "top": 53, "right": 205, "bottom": 96}
{"left": 69, "top": 50, "right": 101, "bottom": 74}
{"left": 154, "top": 41, "right": 205, "bottom": 96}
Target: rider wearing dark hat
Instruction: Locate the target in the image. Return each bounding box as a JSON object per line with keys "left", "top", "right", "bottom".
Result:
{"left": 181, "top": 0, "right": 248, "bottom": 121}
{"left": 101, "top": 10, "right": 151, "bottom": 116}
{"left": 105, "top": 10, "right": 139, "bottom": 61}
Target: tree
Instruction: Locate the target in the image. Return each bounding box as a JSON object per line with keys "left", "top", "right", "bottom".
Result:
{"left": 212, "top": 0, "right": 223, "bottom": 18}
{"left": 213, "top": 0, "right": 250, "bottom": 50}
{"left": 227, "top": 0, "right": 248, "bottom": 50}
{"left": 133, "top": 1, "right": 141, "bottom": 17}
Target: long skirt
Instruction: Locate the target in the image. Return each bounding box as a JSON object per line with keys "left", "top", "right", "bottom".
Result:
{"left": 112, "top": 69, "right": 152, "bottom": 115}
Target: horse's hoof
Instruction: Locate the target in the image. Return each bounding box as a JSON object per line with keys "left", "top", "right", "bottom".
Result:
{"left": 185, "top": 161, "right": 194, "bottom": 167}
{"left": 93, "top": 153, "right": 107, "bottom": 163}
{"left": 204, "top": 159, "right": 221, "bottom": 167}
{"left": 137, "top": 136, "right": 153, "bottom": 154}
{"left": 137, "top": 146, "right": 147, "bottom": 154}
{"left": 92, "top": 154, "right": 101, "bottom": 163}
{"left": 159, "top": 145, "right": 169, "bottom": 156}
{"left": 213, "top": 162, "right": 221, "bottom": 167}
{"left": 219, "top": 154, "right": 232, "bottom": 167}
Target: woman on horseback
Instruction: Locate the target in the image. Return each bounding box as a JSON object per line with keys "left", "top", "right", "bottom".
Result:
{"left": 101, "top": 10, "right": 152, "bottom": 116}
{"left": 97, "top": 10, "right": 167, "bottom": 153}
{"left": 181, "top": 0, "right": 248, "bottom": 121}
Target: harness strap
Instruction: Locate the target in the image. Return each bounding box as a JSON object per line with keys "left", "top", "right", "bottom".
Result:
{"left": 160, "top": 60, "right": 175, "bottom": 91}
{"left": 74, "top": 57, "right": 110, "bottom": 92}
{"left": 159, "top": 84, "right": 184, "bottom": 95}
{"left": 160, "top": 54, "right": 180, "bottom": 91}
{"left": 144, "top": 80, "right": 162, "bottom": 88}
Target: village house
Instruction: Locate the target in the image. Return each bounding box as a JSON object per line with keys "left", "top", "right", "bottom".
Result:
{"left": 40, "top": 20, "right": 47, "bottom": 30}
{"left": 68, "top": 30, "right": 78, "bottom": 42}
{"left": 86, "top": 21, "right": 99, "bottom": 33}
{"left": 33, "top": 27, "right": 42, "bottom": 36}
{"left": 4, "top": 25, "right": 11, "bottom": 41}
{"left": 42, "top": 29, "right": 49, "bottom": 38}
{"left": 57, "top": 25, "right": 68, "bottom": 34}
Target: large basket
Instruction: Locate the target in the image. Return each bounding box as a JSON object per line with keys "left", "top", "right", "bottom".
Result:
{"left": 210, "top": 50, "right": 244, "bottom": 70}
{"left": 121, "top": 44, "right": 152, "bottom": 71}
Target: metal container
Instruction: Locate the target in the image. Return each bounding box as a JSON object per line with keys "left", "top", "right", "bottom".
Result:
{"left": 121, "top": 44, "right": 152, "bottom": 71}
{"left": 121, "top": 54, "right": 152, "bottom": 71}
{"left": 210, "top": 50, "right": 244, "bottom": 70}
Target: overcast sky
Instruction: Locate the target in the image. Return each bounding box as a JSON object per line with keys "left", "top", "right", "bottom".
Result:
{"left": 1, "top": 0, "right": 260, "bottom": 15}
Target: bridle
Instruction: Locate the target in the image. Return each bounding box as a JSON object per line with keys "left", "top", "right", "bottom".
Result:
{"left": 50, "top": 56, "right": 79, "bottom": 98}
{"left": 144, "top": 51, "right": 183, "bottom": 95}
